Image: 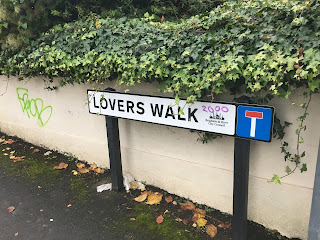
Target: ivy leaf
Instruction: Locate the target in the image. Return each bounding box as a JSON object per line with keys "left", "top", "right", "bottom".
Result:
{"left": 300, "top": 163, "right": 307, "bottom": 173}
{"left": 285, "top": 166, "right": 291, "bottom": 174}
{"left": 272, "top": 174, "right": 281, "bottom": 184}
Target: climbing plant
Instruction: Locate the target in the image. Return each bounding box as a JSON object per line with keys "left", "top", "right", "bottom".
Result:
{"left": 0, "top": 0, "right": 319, "bottom": 182}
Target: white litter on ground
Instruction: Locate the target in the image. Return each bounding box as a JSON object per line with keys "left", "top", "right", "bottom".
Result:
{"left": 96, "top": 183, "right": 112, "bottom": 192}
{"left": 96, "top": 172, "right": 146, "bottom": 192}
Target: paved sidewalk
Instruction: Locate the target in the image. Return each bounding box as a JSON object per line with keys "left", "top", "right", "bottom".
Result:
{"left": 0, "top": 134, "right": 293, "bottom": 240}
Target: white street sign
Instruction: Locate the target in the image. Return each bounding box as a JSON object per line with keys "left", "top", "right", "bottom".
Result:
{"left": 88, "top": 90, "right": 237, "bottom": 135}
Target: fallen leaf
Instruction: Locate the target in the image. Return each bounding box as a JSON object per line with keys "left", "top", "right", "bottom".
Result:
{"left": 217, "top": 222, "right": 231, "bottom": 229}
{"left": 180, "top": 201, "right": 196, "bottom": 211}
{"left": 44, "top": 151, "right": 52, "bottom": 156}
{"left": 10, "top": 156, "right": 15, "bottom": 159}
{"left": 182, "top": 219, "right": 188, "bottom": 225}
{"left": 94, "top": 167, "right": 104, "bottom": 174}
{"left": 130, "top": 218, "right": 136, "bottom": 221}
{"left": 76, "top": 162, "right": 85, "bottom": 168}
{"left": 52, "top": 156, "right": 57, "bottom": 158}
{"left": 10, "top": 150, "right": 15, "bottom": 154}
{"left": 165, "top": 195, "right": 173, "bottom": 203}
{"left": 13, "top": 156, "right": 26, "bottom": 162}
{"left": 146, "top": 192, "right": 163, "bottom": 205}
{"left": 192, "top": 213, "right": 202, "bottom": 223}
{"left": 172, "top": 201, "right": 177, "bottom": 205}
{"left": 3, "top": 153, "right": 8, "bottom": 156}
{"left": 141, "top": 190, "right": 152, "bottom": 196}
{"left": 6, "top": 147, "right": 11, "bottom": 150}
{"left": 8, "top": 206, "right": 15, "bottom": 213}
{"left": 14, "top": 232, "right": 18, "bottom": 237}
{"left": 197, "top": 218, "right": 207, "bottom": 227}
{"left": 192, "top": 223, "right": 197, "bottom": 228}
{"left": 134, "top": 193, "right": 148, "bottom": 202}
{"left": 164, "top": 210, "right": 169, "bottom": 214}
{"left": 3, "top": 139, "right": 15, "bottom": 145}
{"left": 67, "top": 204, "right": 72, "bottom": 207}
{"left": 53, "top": 163, "right": 68, "bottom": 169}
{"left": 156, "top": 215, "right": 164, "bottom": 224}
{"left": 33, "top": 148, "right": 40, "bottom": 153}
{"left": 175, "top": 218, "right": 182, "bottom": 222}
{"left": 89, "top": 163, "right": 97, "bottom": 171}
{"left": 140, "top": 187, "right": 146, "bottom": 191}
{"left": 30, "top": 146, "right": 34, "bottom": 149}
{"left": 130, "top": 181, "right": 139, "bottom": 190}
{"left": 206, "top": 224, "right": 218, "bottom": 238}
{"left": 78, "top": 168, "right": 89, "bottom": 174}
{"left": 72, "top": 170, "right": 78, "bottom": 175}
{"left": 194, "top": 208, "right": 206, "bottom": 218}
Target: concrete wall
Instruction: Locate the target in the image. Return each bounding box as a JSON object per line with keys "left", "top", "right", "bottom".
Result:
{"left": 0, "top": 75, "right": 319, "bottom": 239}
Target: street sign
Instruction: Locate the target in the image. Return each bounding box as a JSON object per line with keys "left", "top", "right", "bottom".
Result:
{"left": 236, "top": 106, "right": 273, "bottom": 142}
{"left": 87, "top": 90, "right": 274, "bottom": 142}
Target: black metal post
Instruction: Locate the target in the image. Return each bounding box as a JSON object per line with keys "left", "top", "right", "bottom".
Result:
{"left": 105, "top": 88, "right": 124, "bottom": 191}
{"left": 308, "top": 140, "right": 320, "bottom": 240}
{"left": 232, "top": 96, "right": 251, "bottom": 240}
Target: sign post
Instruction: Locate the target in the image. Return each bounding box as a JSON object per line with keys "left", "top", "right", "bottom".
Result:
{"left": 104, "top": 88, "right": 124, "bottom": 191}
{"left": 87, "top": 90, "right": 274, "bottom": 235}
{"left": 232, "top": 96, "right": 250, "bottom": 240}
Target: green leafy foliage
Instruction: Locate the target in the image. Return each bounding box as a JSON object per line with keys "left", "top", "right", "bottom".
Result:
{"left": 0, "top": 0, "right": 319, "bottom": 100}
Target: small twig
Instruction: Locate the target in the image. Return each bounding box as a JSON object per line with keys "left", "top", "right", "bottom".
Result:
{"left": 0, "top": 78, "right": 9, "bottom": 96}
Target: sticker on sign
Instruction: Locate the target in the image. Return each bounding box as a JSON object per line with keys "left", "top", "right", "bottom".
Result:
{"left": 88, "top": 90, "right": 237, "bottom": 135}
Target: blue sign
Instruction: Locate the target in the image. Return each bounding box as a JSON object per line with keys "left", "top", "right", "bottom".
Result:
{"left": 236, "top": 106, "right": 273, "bottom": 142}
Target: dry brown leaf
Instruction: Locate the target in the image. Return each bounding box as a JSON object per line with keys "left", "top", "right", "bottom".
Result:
{"left": 165, "top": 195, "right": 173, "bottom": 203}
{"left": 180, "top": 201, "right": 196, "bottom": 211}
{"left": 33, "top": 148, "right": 40, "bottom": 153}
{"left": 13, "top": 156, "right": 26, "bottom": 162}
{"left": 76, "top": 163, "right": 85, "bottom": 168}
{"left": 217, "top": 222, "right": 231, "bottom": 229}
{"left": 8, "top": 206, "right": 15, "bottom": 213}
{"left": 134, "top": 193, "right": 148, "bottom": 202}
{"left": 78, "top": 168, "right": 89, "bottom": 174}
{"left": 194, "top": 208, "right": 206, "bottom": 218}
{"left": 141, "top": 190, "right": 152, "bottom": 196}
{"left": 197, "top": 218, "right": 207, "bottom": 227}
{"left": 89, "top": 163, "right": 97, "bottom": 171}
{"left": 53, "top": 162, "right": 68, "bottom": 169}
{"left": 206, "top": 224, "right": 218, "bottom": 238}
{"left": 10, "top": 155, "right": 15, "bottom": 159}
{"left": 3, "top": 139, "right": 15, "bottom": 145}
{"left": 175, "top": 218, "right": 182, "bottom": 222}
{"left": 94, "top": 167, "right": 105, "bottom": 174}
{"left": 129, "top": 181, "right": 139, "bottom": 190}
{"left": 146, "top": 192, "right": 163, "bottom": 205}
{"left": 156, "top": 215, "right": 164, "bottom": 224}
{"left": 52, "top": 156, "right": 57, "bottom": 159}
{"left": 182, "top": 219, "right": 188, "bottom": 225}
{"left": 192, "top": 213, "right": 202, "bottom": 223}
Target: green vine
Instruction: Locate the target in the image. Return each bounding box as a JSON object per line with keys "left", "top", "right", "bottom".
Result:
{"left": 271, "top": 92, "right": 312, "bottom": 184}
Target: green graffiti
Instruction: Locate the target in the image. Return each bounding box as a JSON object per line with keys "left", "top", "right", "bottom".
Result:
{"left": 16, "top": 88, "right": 53, "bottom": 127}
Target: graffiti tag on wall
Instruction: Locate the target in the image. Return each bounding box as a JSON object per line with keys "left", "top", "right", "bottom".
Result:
{"left": 16, "top": 88, "right": 53, "bottom": 127}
